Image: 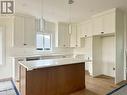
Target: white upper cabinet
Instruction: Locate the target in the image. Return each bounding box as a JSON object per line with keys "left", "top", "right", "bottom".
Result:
{"left": 86, "top": 21, "right": 93, "bottom": 37}
{"left": 13, "top": 14, "right": 36, "bottom": 48}
{"left": 14, "top": 16, "right": 24, "bottom": 47}
{"left": 45, "top": 21, "right": 55, "bottom": 32}
{"left": 103, "top": 12, "right": 115, "bottom": 34}
{"left": 79, "top": 20, "right": 93, "bottom": 37}
{"left": 56, "top": 23, "right": 80, "bottom": 48}
{"left": 79, "top": 23, "right": 86, "bottom": 38}
{"left": 24, "top": 16, "right": 36, "bottom": 47}
{"left": 70, "top": 24, "right": 80, "bottom": 48}
{"left": 56, "top": 22, "right": 70, "bottom": 47}
{"left": 93, "top": 9, "right": 115, "bottom": 35}
{"left": 93, "top": 16, "right": 104, "bottom": 35}
{"left": 70, "top": 24, "right": 77, "bottom": 47}
{"left": 76, "top": 26, "right": 81, "bottom": 47}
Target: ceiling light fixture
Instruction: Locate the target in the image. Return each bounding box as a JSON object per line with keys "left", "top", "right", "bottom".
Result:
{"left": 39, "top": 0, "right": 45, "bottom": 32}
{"left": 68, "top": 0, "right": 74, "bottom": 4}
{"left": 68, "top": 0, "right": 74, "bottom": 34}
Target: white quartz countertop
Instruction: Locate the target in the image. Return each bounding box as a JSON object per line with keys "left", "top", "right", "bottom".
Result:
{"left": 10, "top": 53, "right": 72, "bottom": 58}
{"left": 19, "top": 58, "right": 86, "bottom": 71}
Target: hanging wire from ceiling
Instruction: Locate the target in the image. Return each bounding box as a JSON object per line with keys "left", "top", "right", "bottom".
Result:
{"left": 68, "top": 0, "right": 74, "bottom": 34}
{"left": 40, "top": 0, "right": 44, "bottom": 18}
{"left": 68, "top": 0, "right": 74, "bottom": 4}
{"left": 39, "top": 0, "right": 45, "bottom": 32}
{"left": 68, "top": 0, "right": 74, "bottom": 24}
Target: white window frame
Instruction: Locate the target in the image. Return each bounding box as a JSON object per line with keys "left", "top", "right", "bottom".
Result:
{"left": 0, "top": 25, "right": 6, "bottom": 66}
{"left": 36, "top": 32, "right": 52, "bottom": 51}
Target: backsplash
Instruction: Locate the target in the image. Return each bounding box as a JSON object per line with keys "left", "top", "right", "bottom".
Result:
{"left": 8, "top": 47, "right": 73, "bottom": 57}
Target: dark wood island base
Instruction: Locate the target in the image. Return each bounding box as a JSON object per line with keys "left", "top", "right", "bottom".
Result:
{"left": 19, "top": 63, "right": 85, "bottom": 95}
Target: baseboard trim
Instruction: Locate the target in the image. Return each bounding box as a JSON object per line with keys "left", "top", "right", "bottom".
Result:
{"left": 0, "top": 78, "right": 12, "bottom": 82}
{"left": 116, "top": 80, "right": 127, "bottom": 85}
{"left": 93, "top": 74, "right": 115, "bottom": 79}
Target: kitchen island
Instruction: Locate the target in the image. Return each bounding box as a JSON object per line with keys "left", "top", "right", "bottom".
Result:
{"left": 19, "top": 58, "right": 85, "bottom": 95}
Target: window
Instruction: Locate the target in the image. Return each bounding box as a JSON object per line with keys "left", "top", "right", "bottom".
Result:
{"left": 36, "top": 33, "right": 52, "bottom": 51}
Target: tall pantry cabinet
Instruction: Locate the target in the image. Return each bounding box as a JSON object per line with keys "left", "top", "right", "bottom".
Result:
{"left": 91, "top": 8, "right": 125, "bottom": 84}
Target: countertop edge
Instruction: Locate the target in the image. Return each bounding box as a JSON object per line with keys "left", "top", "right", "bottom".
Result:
{"left": 19, "top": 58, "right": 87, "bottom": 71}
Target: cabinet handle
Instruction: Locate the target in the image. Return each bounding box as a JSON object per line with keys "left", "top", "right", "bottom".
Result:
{"left": 24, "top": 44, "right": 27, "bottom": 46}
{"left": 101, "top": 32, "right": 104, "bottom": 34}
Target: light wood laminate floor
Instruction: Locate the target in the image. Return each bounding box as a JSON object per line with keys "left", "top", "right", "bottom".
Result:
{"left": 71, "top": 71, "right": 126, "bottom": 95}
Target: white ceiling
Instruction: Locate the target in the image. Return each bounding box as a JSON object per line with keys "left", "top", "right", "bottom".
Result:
{"left": 16, "top": 0, "right": 127, "bottom": 22}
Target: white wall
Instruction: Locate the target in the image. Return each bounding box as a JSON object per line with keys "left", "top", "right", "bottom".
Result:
{"left": 8, "top": 47, "right": 73, "bottom": 57}
{"left": 73, "top": 37, "right": 92, "bottom": 72}
{"left": 102, "top": 36, "right": 115, "bottom": 77}
{"left": 0, "top": 17, "right": 14, "bottom": 79}
{"left": 73, "top": 37, "right": 92, "bottom": 60}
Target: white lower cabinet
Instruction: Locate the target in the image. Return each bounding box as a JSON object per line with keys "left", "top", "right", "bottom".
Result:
{"left": 85, "top": 62, "right": 93, "bottom": 76}
{"left": 88, "top": 62, "right": 93, "bottom": 76}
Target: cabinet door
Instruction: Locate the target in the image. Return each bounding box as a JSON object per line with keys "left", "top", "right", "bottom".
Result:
{"left": 86, "top": 21, "right": 93, "bottom": 37}
{"left": 14, "top": 16, "right": 24, "bottom": 47}
{"left": 45, "top": 21, "right": 55, "bottom": 32}
{"left": 63, "top": 24, "right": 70, "bottom": 47}
{"left": 24, "top": 16, "right": 36, "bottom": 48}
{"left": 103, "top": 12, "right": 115, "bottom": 34}
{"left": 58, "top": 24, "right": 65, "bottom": 47}
{"left": 80, "top": 23, "right": 87, "bottom": 38}
{"left": 70, "top": 24, "right": 77, "bottom": 47}
{"left": 76, "top": 27, "right": 81, "bottom": 47}
{"left": 79, "top": 20, "right": 93, "bottom": 38}
{"left": 58, "top": 23, "right": 70, "bottom": 47}
{"left": 93, "top": 16, "right": 104, "bottom": 35}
